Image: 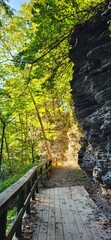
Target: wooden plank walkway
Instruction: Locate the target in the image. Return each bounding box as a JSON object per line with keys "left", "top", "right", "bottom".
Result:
{"left": 32, "top": 186, "right": 111, "bottom": 240}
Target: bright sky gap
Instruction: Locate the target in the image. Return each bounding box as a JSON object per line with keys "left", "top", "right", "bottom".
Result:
{"left": 9, "top": 0, "right": 30, "bottom": 11}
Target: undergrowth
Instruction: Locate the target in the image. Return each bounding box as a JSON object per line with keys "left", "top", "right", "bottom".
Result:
{"left": 74, "top": 169, "right": 89, "bottom": 181}
{"left": 0, "top": 163, "right": 34, "bottom": 193}
{"left": 7, "top": 207, "right": 17, "bottom": 234}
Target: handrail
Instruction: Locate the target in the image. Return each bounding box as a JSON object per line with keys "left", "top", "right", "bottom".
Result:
{"left": 0, "top": 159, "right": 52, "bottom": 240}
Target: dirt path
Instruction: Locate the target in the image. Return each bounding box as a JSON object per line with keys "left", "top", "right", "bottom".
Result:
{"left": 42, "top": 160, "right": 80, "bottom": 188}
{"left": 42, "top": 160, "right": 97, "bottom": 191}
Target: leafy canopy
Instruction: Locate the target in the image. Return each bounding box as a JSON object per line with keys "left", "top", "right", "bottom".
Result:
{"left": 0, "top": 0, "right": 105, "bottom": 172}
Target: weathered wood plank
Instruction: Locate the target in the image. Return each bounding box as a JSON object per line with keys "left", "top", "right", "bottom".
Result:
{"left": 47, "top": 188, "right": 55, "bottom": 240}
{"left": 54, "top": 188, "right": 62, "bottom": 223}
{"left": 32, "top": 192, "right": 48, "bottom": 240}
{"left": 63, "top": 187, "right": 90, "bottom": 240}
{"left": 62, "top": 187, "right": 81, "bottom": 240}
{"left": 58, "top": 188, "right": 73, "bottom": 240}
{"left": 71, "top": 186, "right": 109, "bottom": 240}
{"left": 32, "top": 186, "right": 111, "bottom": 240}
{"left": 55, "top": 223, "right": 64, "bottom": 240}
{"left": 38, "top": 222, "right": 48, "bottom": 240}
{"left": 42, "top": 189, "right": 50, "bottom": 223}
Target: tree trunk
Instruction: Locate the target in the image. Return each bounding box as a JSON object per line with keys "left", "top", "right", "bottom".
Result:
{"left": 5, "top": 135, "right": 13, "bottom": 174}
{"left": 25, "top": 111, "right": 28, "bottom": 163}
{"left": 5, "top": 136, "right": 10, "bottom": 161}
{"left": 0, "top": 122, "right": 6, "bottom": 172}
{"left": 28, "top": 87, "right": 54, "bottom": 161}
{"left": 31, "top": 141, "right": 35, "bottom": 163}
{"left": 19, "top": 113, "right": 24, "bottom": 164}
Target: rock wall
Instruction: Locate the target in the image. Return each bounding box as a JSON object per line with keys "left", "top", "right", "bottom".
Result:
{"left": 70, "top": 11, "right": 111, "bottom": 189}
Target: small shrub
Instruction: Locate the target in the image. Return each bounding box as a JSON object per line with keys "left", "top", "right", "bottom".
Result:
{"left": 74, "top": 169, "right": 88, "bottom": 181}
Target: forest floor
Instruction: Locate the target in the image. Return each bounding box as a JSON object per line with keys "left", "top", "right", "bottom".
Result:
{"left": 22, "top": 160, "right": 111, "bottom": 239}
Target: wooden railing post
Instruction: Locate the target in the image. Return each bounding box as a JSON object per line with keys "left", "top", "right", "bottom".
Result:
{"left": 26, "top": 183, "right": 31, "bottom": 215}
{"left": 46, "top": 162, "right": 48, "bottom": 170}
{"left": 32, "top": 174, "right": 36, "bottom": 200}
{"left": 45, "top": 162, "right": 48, "bottom": 178}
{"left": 36, "top": 171, "right": 39, "bottom": 193}
{"left": 49, "top": 159, "right": 52, "bottom": 167}
{"left": 40, "top": 166, "right": 43, "bottom": 175}
{"left": 0, "top": 211, "right": 7, "bottom": 240}
{"left": 16, "top": 189, "right": 24, "bottom": 238}
{"left": 40, "top": 166, "right": 43, "bottom": 180}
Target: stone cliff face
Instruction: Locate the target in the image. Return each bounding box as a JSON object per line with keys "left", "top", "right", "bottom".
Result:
{"left": 70, "top": 12, "right": 111, "bottom": 189}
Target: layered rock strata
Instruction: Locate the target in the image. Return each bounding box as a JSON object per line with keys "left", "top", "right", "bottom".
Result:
{"left": 70, "top": 12, "right": 111, "bottom": 189}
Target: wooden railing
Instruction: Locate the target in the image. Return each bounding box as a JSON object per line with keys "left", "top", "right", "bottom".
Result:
{"left": 0, "top": 159, "right": 52, "bottom": 240}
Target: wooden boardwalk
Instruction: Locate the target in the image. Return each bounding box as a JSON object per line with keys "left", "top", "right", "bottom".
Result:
{"left": 32, "top": 186, "right": 111, "bottom": 240}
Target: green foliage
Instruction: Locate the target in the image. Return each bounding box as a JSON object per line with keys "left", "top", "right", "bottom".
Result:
{"left": 0, "top": 163, "right": 34, "bottom": 193}
{"left": 7, "top": 207, "right": 17, "bottom": 233}
{"left": 74, "top": 169, "right": 88, "bottom": 181}
{"left": 0, "top": 0, "right": 106, "bottom": 177}
{"left": 0, "top": 0, "right": 14, "bottom": 17}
